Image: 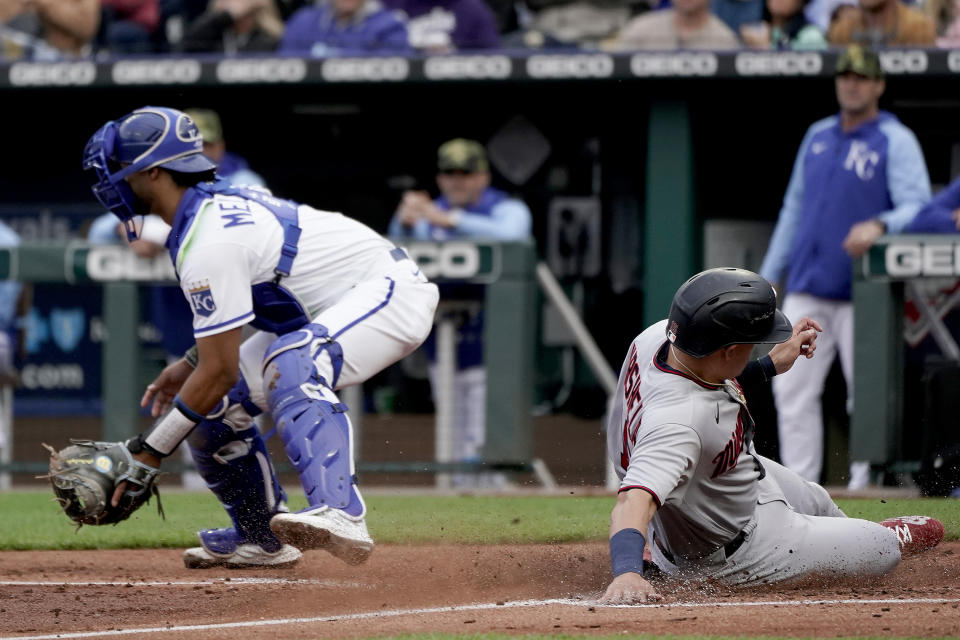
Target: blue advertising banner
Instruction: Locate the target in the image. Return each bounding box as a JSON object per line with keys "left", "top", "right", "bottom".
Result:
{"left": 14, "top": 284, "right": 166, "bottom": 416}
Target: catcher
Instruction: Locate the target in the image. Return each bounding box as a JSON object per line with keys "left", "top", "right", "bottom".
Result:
{"left": 46, "top": 106, "right": 439, "bottom": 569}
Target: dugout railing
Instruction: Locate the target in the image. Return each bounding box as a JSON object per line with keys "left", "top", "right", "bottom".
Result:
{"left": 0, "top": 240, "right": 544, "bottom": 481}
{"left": 852, "top": 234, "right": 960, "bottom": 481}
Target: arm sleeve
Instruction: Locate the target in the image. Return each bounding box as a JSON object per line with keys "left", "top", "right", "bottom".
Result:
{"left": 277, "top": 9, "right": 311, "bottom": 53}
{"left": 759, "top": 125, "right": 816, "bottom": 284}
{"left": 906, "top": 178, "right": 960, "bottom": 233}
{"left": 455, "top": 199, "right": 532, "bottom": 239}
{"left": 736, "top": 355, "right": 778, "bottom": 385}
{"left": 378, "top": 14, "right": 412, "bottom": 51}
{"left": 878, "top": 124, "right": 932, "bottom": 233}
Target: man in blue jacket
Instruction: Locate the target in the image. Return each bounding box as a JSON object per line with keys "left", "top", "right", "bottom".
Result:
{"left": 759, "top": 45, "right": 931, "bottom": 490}
{"left": 279, "top": 0, "right": 411, "bottom": 56}
{"left": 388, "top": 139, "right": 531, "bottom": 488}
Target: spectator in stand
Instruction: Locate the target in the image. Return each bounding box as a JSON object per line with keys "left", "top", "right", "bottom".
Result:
{"left": 759, "top": 45, "right": 931, "bottom": 491}
{"left": 932, "top": 0, "right": 960, "bottom": 45}
{"left": 98, "top": 0, "right": 160, "bottom": 53}
{"left": 381, "top": 0, "right": 499, "bottom": 52}
{"left": 804, "top": 0, "right": 855, "bottom": 32}
{"left": 388, "top": 139, "right": 531, "bottom": 489}
{"left": 712, "top": 0, "right": 764, "bottom": 35}
{"left": 502, "top": 0, "right": 636, "bottom": 50}
{"left": 0, "top": 0, "right": 99, "bottom": 60}
{"left": 612, "top": 0, "right": 740, "bottom": 49}
{"left": 740, "top": 0, "right": 827, "bottom": 49}
{"left": 182, "top": 0, "right": 284, "bottom": 53}
{"left": 279, "top": 0, "right": 410, "bottom": 55}
{"left": 828, "top": 0, "right": 935, "bottom": 45}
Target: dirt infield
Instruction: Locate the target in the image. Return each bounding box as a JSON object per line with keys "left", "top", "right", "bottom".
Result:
{"left": 1, "top": 541, "right": 959, "bottom": 639}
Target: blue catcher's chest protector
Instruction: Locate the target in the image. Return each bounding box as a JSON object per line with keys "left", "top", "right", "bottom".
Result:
{"left": 167, "top": 180, "right": 310, "bottom": 335}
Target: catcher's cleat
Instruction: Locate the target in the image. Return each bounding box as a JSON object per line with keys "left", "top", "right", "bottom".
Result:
{"left": 879, "top": 516, "right": 945, "bottom": 555}
{"left": 270, "top": 506, "right": 374, "bottom": 566}
{"left": 183, "top": 527, "right": 301, "bottom": 569}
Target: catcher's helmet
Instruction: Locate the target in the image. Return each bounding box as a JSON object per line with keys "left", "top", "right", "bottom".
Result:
{"left": 666, "top": 267, "right": 792, "bottom": 358}
{"left": 82, "top": 106, "right": 217, "bottom": 238}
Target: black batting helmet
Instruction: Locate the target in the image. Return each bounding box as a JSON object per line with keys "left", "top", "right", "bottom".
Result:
{"left": 666, "top": 268, "right": 792, "bottom": 358}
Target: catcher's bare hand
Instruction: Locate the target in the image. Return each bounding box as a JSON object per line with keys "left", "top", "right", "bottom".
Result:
{"left": 598, "top": 573, "right": 661, "bottom": 604}
{"left": 768, "top": 316, "right": 822, "bottom": 375}
{"left": 141, "top": 358, "right": 193, "bottom": 417}
{"left": 111, "top": 449, "right": 162, "bottom": 507}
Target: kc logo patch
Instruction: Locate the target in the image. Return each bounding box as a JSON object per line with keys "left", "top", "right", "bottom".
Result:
{"left": 188, "top": 281, "right": 217, "bottom": 317}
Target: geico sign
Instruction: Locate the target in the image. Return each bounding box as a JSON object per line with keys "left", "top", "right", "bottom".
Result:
{"left": 85, "top": 246, "right": 177, "bottom": 281}
{"left": 885, "top": 243, "right": 960, "bottom": 277}
{"left": 879, "top": 50, "right": 928, "bottom": 74}
{"left": 407, "top": 243, "right": 480, "bottom": 279}
{"left": 322, "top": 58, "right": 408, "bottom": 81}
{"left": 9, "top": 62, "right": 96, "bottom": 86}
{"left": 526, "top": 55, "right": 614, "bottom": 79}
{"left": 112, "top": 59, "right": 201, "bottom": 84}
{"left": 630, "top": 53, "right": 717, "bottom": 77}
{"left": 216, "top": 58, "right": 307, "bottom": 83}
{"left": 735, "top": 52, "right": 821, "bottom": 75}
{"left": 20, "top": 364, "right": 84, "bottom": 390}
{"left": 424, "top": 55, "right": 511, "bottom": 80}
{"left": 949, "top": 50, "right": 960, "bottom": 73}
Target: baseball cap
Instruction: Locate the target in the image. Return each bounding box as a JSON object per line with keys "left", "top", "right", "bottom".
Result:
{"left": 835, "top": 45, "right": 883, "bottom": 79}
{"left": 184, "top": 108, "right": 223, "bottom": 144}
{"left": 437, "top": 138, "right": 489, "bottom": 173}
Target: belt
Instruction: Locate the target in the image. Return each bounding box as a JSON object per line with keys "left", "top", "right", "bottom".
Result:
{"left": 654, "top": 528, "right": 747, "bottom": 565}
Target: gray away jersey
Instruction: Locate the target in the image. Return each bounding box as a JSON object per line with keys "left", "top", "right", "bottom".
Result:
{"left": 606, "top": 319, "right": 770, "bottom": 559}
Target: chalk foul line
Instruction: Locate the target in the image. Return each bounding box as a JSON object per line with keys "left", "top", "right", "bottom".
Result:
{"left": 1, "top": 595, "right": 958, "bottom": 640}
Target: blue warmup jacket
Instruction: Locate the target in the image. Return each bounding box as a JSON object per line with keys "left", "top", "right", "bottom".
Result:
{"left": 760, "top": 111, "right": 931, "bottom": 300}
{"left": 907, "top": 177, "right": 960, "bottom": 233}
{"left": 279, "top": 1, "right": 411, "bottom": 56}
{"left": 388, "top": 187, "right": 531, "bottom": 368}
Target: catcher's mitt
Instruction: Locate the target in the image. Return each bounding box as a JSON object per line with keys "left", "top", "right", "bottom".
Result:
{"left": 42, "top": 439, "right": 163, "bottom": 527}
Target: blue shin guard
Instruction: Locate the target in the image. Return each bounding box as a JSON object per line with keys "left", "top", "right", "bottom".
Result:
{"left": 263, "top": 325, "right": 365, "bottom": 518}
{"left": 187, "top": 420, "right": 287, "bottom": 551}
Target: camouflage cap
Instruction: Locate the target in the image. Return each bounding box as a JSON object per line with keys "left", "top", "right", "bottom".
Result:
{"left": 437, "top": 138, "right": 488, "bottom": 173}
{"left": 835, "top": 45, "right": 883, "bottom": 80}
{"left": 184, "top": 108, "right": 223, "bottom": 144}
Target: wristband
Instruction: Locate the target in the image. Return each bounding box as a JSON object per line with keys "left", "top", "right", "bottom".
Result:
{"left": 143, "top": 396, "right": 203, "bottom": 456}
{"left": 610, "top": 528, "right": 645, "bottom": 577}
{"left": 757, "top": 354, "right": 777, "bottom": 381}
{"left": 183, "top": 345, "right": 199, "bottom": 369}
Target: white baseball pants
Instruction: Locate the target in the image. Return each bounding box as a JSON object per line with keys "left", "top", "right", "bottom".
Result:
{"left": 772, "top": 293, "right": 854, "bottom": 483}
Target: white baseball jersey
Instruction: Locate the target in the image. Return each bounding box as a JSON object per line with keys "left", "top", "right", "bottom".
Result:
{"left": 607, "top": 319, "right": 780, "bottom": 559}
{"left": 173, "top": 191, "right": 399, "bottom": 339}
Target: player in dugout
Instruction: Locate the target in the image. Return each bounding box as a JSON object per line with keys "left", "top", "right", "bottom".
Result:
{"left": 601, "top": 267, "right": 943, "bottom": 603}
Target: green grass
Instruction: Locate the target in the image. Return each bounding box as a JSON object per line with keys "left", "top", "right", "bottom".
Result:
{"left": 1, "top": 491, "right": 958, "bottom": 550}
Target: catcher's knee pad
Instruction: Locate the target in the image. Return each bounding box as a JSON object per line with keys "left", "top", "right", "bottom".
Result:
{"left": 263, "top": 323, "right": 343, "bottom": 392}
{"left": 187, "top": 421, "right": 286, "bottom": 551}
{"left": 263, "top": 328, "right": 363, "bottom": 517}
